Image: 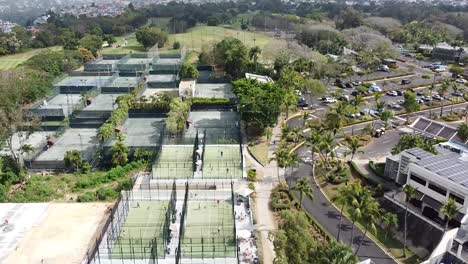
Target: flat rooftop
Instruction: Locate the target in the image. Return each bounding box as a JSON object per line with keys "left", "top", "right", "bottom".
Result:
{"left": 84, "top": 94, "right": 120, "bottom": 111}
{"left": 38, "top": 94, "right": 82, "bottom": 117}
{"left": 35, "top": 128, "right": 98, "bottom": 162}
{"left": 106, "top": 118, "right": 165, "bottom": 147}
{"left": 194, "top": 83, "right": 235, "bottom": 99}
{"left": 55, "top": 76, "right": 113, "bottom": 87}
{"left": 406, "top": 148, "right": 468, "bottom": 187}
{"left": 1, "top": 203, "right": 111, "bottom": 264}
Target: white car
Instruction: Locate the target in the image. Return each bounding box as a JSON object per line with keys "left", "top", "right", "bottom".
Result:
{"left": 386, "top": 91, "right": 398, "bottom": 96}
{"left": 323, "top": 98, "right": 337, "bottom": 104}
{"left": 370, "top": 85, "right": 382, "bottom": 92}
{"left": 456, "top": 79, "right": 467, "bottom": 84}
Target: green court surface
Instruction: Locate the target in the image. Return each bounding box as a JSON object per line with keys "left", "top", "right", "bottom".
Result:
{"left": 202, "top": 145, "right": 242, "bottom": 179}
{"left": 182, "top": 201, "right": 236, "bottom": 258}
{"left": 112, "top": 201, "right": 169, "bottom": 259}
{"left": 152, "top": 145, "right": 194, "bottom": 179}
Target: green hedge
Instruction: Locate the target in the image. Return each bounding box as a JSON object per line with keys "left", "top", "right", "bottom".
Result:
{"left": 368, "top": 161, "right": 385, "bottom": 178}
{"left": 189, "top": 97, "right": 231, "bottom": 105}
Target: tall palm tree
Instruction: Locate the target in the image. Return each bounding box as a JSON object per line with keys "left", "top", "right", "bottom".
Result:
{"left": 301, "top": 112, "right": 309, "bottom": 127}
{"left": 325, "top": 111, "right": 345, "bottom": 136}
{"left": 270, "top": 146, "right": 289, "bottom": 182}
{"left": 319, "top": 133, "right": 336, "bottom": 168}
{"left": 285, "top": 151, "right": 299, "bottom": 179}
{"left": 336, "top": 185, "right": 351, "bottom": 241}
{"left": 305, "top": 131, "right": 322, "bottom": 177}
{"left": 317, "top": 241, "right": 358, "bottom": 264}
{"left": 382, "top": 212, "right": 398, "bottom": 240}
{"left": 350, "top": 96, "right": 365, "bottom": 135}
{"left": 402, "top": 184, "right": 416, "bottom": 257}
{"left": 291, "top": 178, "right": 314, "bottom": 209}
{"left": 355, "top": 198, "right": 381, "bottom": 255}
{"left": 288, "top": 127, "right": 302, "bottom": 144}
{"left": 439, "top": 79, "right": 450, "bottom": 117}
{"left": 441, "top": 198, "right": 460, "bottom": 232}
{"left": 344, "top": 136, "right": 364, "bottom": 161}
{"left": 347, "top": 182, "right": 372, "bottom": 246}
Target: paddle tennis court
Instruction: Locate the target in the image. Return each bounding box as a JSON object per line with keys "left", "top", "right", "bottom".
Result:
{"left": 202, "top": 145, "right": 242, "bottom": 179}
{"left": 152, "top": 145, "right": 194, "bottom": 179}
{"left": 181, "top": 200, "right": 236, "bottom": 258}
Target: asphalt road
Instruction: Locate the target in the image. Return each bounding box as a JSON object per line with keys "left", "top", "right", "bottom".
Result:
{"left": 288, "top": 162, "right": 398, "bottom": 264}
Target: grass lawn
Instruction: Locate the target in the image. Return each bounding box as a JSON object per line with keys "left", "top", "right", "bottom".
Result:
{"left": 248, "top": 136, "right": 269, "bottom": 166}
{"left": 0, "top": 46, "right": 62, "bottom": 70}
{"left": 316, "top": 170, "right": 420, "bottom": 264}
{"left": 102, "top": 33, "right": 146, "bottom": 54}
{"left": 169, "top": 25, "right": 274, "bottom": 51}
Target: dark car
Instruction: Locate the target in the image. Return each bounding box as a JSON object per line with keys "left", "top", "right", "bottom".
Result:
{"left": 396, "top": 90, "right": 405, "bottom": 96}
{"left": 335, "top": 78, "right": 343, "bottom": 84}
{"left": 351, "top": 91, "right": 360, "bottom": 96}
{"left": 401, "top": 79, "right": 411, "bottom": 85}
{"left": 345, "top": 82, "right": 353, "bottom": 88}
{"left": 416, "top": 91, "right": 424, "bottom": 96}
{"left": 337, "top": 83, "right": 346, "bottom": 88}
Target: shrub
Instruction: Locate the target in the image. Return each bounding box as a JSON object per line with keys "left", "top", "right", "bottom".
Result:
{"left": 173, "top": 41, "right": 181, "bottom": 49}
{"left": 179, "top": 63, "right": 199, "bottom": 79}
{"left": 190, "top": 97, "right": 231, "bottom": 105}
{"left": 64, "top": 150, "right": 82, "bottom": 171}
{"left": 81, "top": 162, "right": 91, "bottom": 174}
{"left": 247, "top": 182, "right": 256, "bottom": 191}
{"left": 77, "top": 192, "right": 96, "bottom": 202}
{"left": 96, "top": 187, "right": 118, "bottom": 201}
{"left": 133, "top": 148, "right": 154, "bottom": 163}
{"left": 118, "top": 178, "right": 134, "bottom": 191}
{"left": 247, "top": 169, "right": 257, "bottom": 182}
{"left": 421, "top": 74, "right": 431, "bottom": 79}
{"left": 270, "top": 184, "right": 296, "bottom": 211}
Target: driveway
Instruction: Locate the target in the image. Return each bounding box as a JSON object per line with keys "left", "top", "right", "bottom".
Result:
{"left": 288, "top": 161, "right": 398, "bottom": 264}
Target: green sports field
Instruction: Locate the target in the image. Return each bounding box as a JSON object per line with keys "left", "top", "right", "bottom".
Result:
{"left": 202, "top": 145, "right": 242, "bottom": 179}
{"left": 181, "top": 200, "right": 236, "bottom": 258}
{"left": 152, "top": 145, "right": 194, "bottom": 179}
{"left": 112, "top": 201, "right": 169, "bottom": 259}
{"left": 0, "top": 46, "right": 62, "bottom": 70}
{"left": 169, "top": 25, "right": 274, "bottom": 50}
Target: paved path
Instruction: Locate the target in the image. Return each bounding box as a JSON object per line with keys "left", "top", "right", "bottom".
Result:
{"left": 288, "top": 162, "right": 398, "bottom": 264}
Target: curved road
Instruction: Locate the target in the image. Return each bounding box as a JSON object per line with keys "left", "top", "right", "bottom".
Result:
{"left": 288, "top": 157, "right": 397, "bottom": 264}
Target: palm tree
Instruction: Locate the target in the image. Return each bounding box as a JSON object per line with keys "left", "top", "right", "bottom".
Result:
{"left": 305, "top": 131, "right": 322, "bottom": 177}
{"left": 263, "top": 127, "right": 273, "bottom": 143}
{"left": 439, "top": 79, "right": 450, "bottom": 117}
{"left": 402, "top": 184, "right": 416, "bottom": 257}
{"left": 270, "top": 146, "right": 289, "bottom": 182}
{"left": 325, "top": 111, "right": 345, "bottom": 136}
{"left": 344, "top": 136, "right": 364, "bottom": 161}
{"left": 382, "top": 212, "right": 398, "bottom": 240}
{"left": 347, "top": 182, "right": 372, "bottom": 246}
{"left": 336, "top": 185, "right": 351, "bottom": 241}
{"left": 380, "top": 110, "right": 394, "bottom": 128}
{"left": 301, "top": 112, "right": 309, "bottom": 127}
{"left": 284, "top": 151, "right": 299, "bottom": 178}
{"left": 317, "top": 241, "right": 358, "bottom": 264}
{"left": 291, "top": 178, "right": 314, "bottom": 209}
{"left": 288, "top": 127, "right": 302, "bottom": 144}
{"left": 350, "top": 96, "right": 365, "bottom": 135}
{"left": 441, "top": 198, "right": 460, "bottom": 232}
{"left": 319, "top": 133, "right": 336, "bottom": 168}
{"left": 355, "top": 198, "right": 381, "bottom": 256}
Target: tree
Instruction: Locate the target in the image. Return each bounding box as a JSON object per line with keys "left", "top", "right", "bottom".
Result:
{"left": 380, "top": 110, "right": 394, "bottom": 128}
{"left": 336, "top": 185, "right": 352, "bottom": 241}
{"left": 64, "top": 150, "right": 83, "bottom": 171}
{"left": 403, "top": 91, "right": 420, "bottom": 124}
{"left": 249, "top": 46, "right": 261, "bottom": 64}
{"left": 458, "top": 123, "right": 468, "bottom": 142}
{"left": 59, "top": 30, "right": 79, "bottom": 50}
{"left": 346, "top": 182, "right": 373, "bottom": 247}
{"left": 315, "top": 241, "right": 358, "bottom": 264}
{"left": 270, "top": 145, "right": 289, "bottom": 182}
{"left": 402, "top": 184, "right": 416, "bottom": 257}
{"left": 232, "top": 78, "right": 284, "bottom": 128}
{"left": 291, "top": 178, "right": 314, "bottom": 209}
{"left": 441, "top": 198, "right": 460, "bottom": 232}
{"left": 438, "top": 79, "right": 450, "bottom": 117}
{"left": 166, "top": 98, "right": 191, "bottom": 135}
{"left": 350, "top": 95, "right": 365, "bottom": 135}
{"left": 179, "top": 63, "right": 199, "bottom": 79}
{"left": 335, "top": 7, "right": 364, "bottom": 30}
{"left": 80, "top": 34, "right": 103, "bottom": 57}
{"left": 103, "top": 34, "right": 117, "bottom": 46}
{"left": 136, "top": 27, "right": 168, "bottom": 49}
{"left": 392, "top": 134, "right": 437, "bottom": 155}
{"left": 355, "top": 198, "right": 380, "bottom": 256}
{"left": 79, "top": 48, "right": 95, "bottom": 63}
{"left": 173, "top": 41, "right": 181, "bottom": 49}
{"left": 112, "top": 133, "right": 129, "bottom": 167}
{"left": 214, "top": 38, "right": 249, "bottom": 78}
{"left": 305, "top": 130, "right": 322, "bottom": 178}
{"left": 325, "top": 111, "right": 345, "bottom": 136}
{"left": 382, "top": 212, "right": 398, "bottom": 240}
{"left": 344, "top": 136, "right": 364, "bottom": 161}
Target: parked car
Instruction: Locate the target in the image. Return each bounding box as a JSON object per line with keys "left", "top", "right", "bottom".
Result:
{"left": 456, "top": 79, "right": 467, "bottom": 84}
{"left": 374, "top": 128, "right": 386, "bottom": 138}
{"left": 416, "top": 91, "right": 424, "bottom": 96}
{"left": 335, "top": 78, "right": 343, "bottom": 84}
{"left": 386, "top": 91, "right": 398, "bottom": 96}
{"left": 352, "top": 81, "right": 362, "bottom": 86}
{"left": 345, "top": 82, "right": 353, "bottom": 88}
{"left": 338, "top": 95, "right": 350, "bottom": 101}
{"left": 323, "top": 97, "right": 337, "bottom": 104}
{"left": 337, "top": 83, "right": 346, "bottom": 88}
{"left": 396, "top": 90, "right": 405, "bottom": 96}
{"left": 401, "top": 79, "right": 411, "bottom": 85}
{"left": 422, "top": 96, "right": 432, "bottom": 101}
{"left": 388, "top": 103, "right": 402, "bottom": 110}
{"left": 452, "top": 92, "right": 464, "bottom": 97}
{"left": 378, "top": 65, "right": 390, "bottom": 72}
{"left": 432, "top": 94, "right": 442, "bottom": 101}
{"left": 370, "top": 85, "right": 382, "bottom": 92}
{"left": 351, "top": 91, "right": 361, "bottom": 96}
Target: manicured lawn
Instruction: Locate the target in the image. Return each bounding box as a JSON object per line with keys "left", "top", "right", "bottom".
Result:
{"left": 169, "top": 25, "right": 274, "bottom": 51}
{"left": 102, "top": 33, "right": 146, "bottom": 54}
{"left": 0, "top": 46, "right": 62, "bottom": 70}
{"left": 248, "top": 137, "right": 269, "bottom": 166}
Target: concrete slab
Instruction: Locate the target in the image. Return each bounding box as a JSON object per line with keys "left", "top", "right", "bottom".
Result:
{"left": 38, "top": 94, "right": 82, "bottom": 117}
{"left": 107, "top": 118, "right": 165, "bottom": 147}
{"left": 55, "top": 76, "right": 113, "bottom": 87}
{"left": 85, "top": 94, "right": 120, "bottom": 111}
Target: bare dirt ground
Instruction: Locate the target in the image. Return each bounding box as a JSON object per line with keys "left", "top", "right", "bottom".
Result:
{"left": 4, "top": 203, "right": 112, "bottom": 264}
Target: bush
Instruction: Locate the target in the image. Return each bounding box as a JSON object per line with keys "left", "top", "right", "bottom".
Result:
{"left": 247, "top": 182, "right": 256, "bottom": 191}
{"left": 247, "top": 169, "right": 257, "bottom": 182}
{"left": 81, "top": 162, "right": 91, "bottom": 174}
{"left": 173, "top": 41, "right": 181, "bottom": 49}
{"left": 179, "top": 63, "right": 199, "bottom": 79}
{"left": 368, "top": 161, "right": 385, "bottom": 177}
{"left": 190, "top": 97, "right": 231, "bottom": 105}
{"left": 270, "top": 184, "right": 296, "bottom": 211}
{"left": 421, "top": 74, "right": 431, "bottom": 79}
{"left": 325, "top": 162, "right": 350, "bottom": 184}
{"left": 118, "top": 178, "right": 134, "bottom": 191}
{"left": 96, "top": 187, "right": 118, "bottom": 201}
{"left": 77, "top": 192, "right": 96, "bottom": 202}
{"left": 133, "top": 148, "right": 153, "bottom": 163}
